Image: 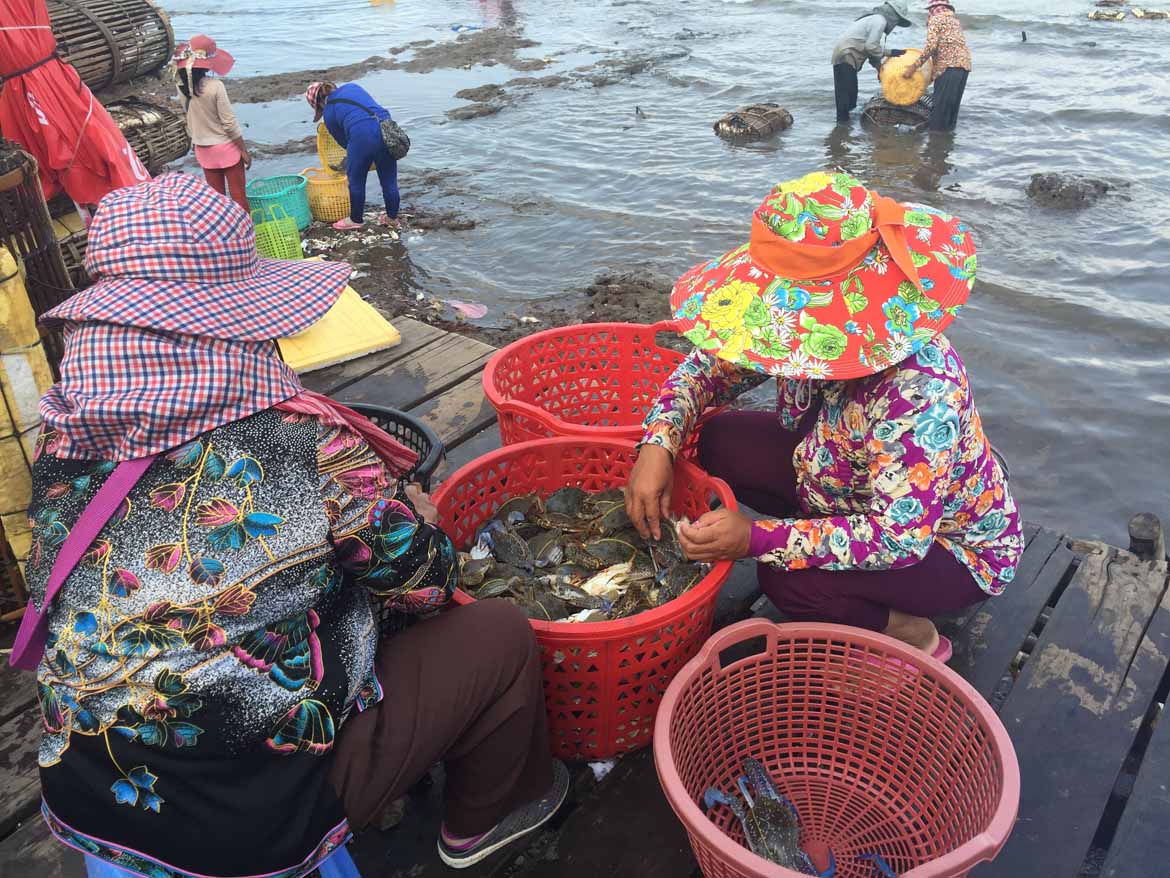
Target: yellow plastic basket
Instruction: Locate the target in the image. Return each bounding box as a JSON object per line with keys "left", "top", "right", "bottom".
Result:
{"left": 316, "top": 122, "right": 376, "bottom": 176}
{"left": 252, "top": 205, "right": 303, "bottom": 260}
{"left": 880, "top": 49, "right": 933, "bottom": 106}
{"left": 302, "top": 166, "right": 351, "bottom": 223}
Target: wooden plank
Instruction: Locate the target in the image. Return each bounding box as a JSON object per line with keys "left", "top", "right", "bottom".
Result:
{"left": 0, "top": 815, "right": 82, "bottom": 878}
{"left": 406, "top": 373, "right": 498, "bottom": 451}
{"left": 0, "top": 706, "right": 44, "bottom": 838}
{"left": 1102, "top": 641, "right": 1170, "bottom": 878}
{"left": 433, "top": 423, "right": 503, "bottom": 484}
{"left": 979, "top": 546, "right": 1170, "bottom": 878}
{"left": 0, "top": 665, "right": 36, "bottom": 726}
{"left": 338, "top": 334, "right": 495, "bottom": 412}
{"left": 949, "top": 529, "right": 1072, "bottom": 701}
{"left": 299, "top": 317, "right": 446, "bottom": 396}
{"left": 520, "top": 749, "right": 696, "bottom": 878}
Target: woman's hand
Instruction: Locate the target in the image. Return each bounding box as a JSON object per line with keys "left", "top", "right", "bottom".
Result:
{"left": 678, "top": 508, "right": 753, "bottom": 562}
{"left": 405, "top": 483, "right": 439, "bottom": 525}
{"left": 902, "top": 68, "right": 916, "bottom": 79}
{"left": 626, "top": 444, "right": 674, "bottom": 540}
{"left": 241, "top": 150, "right": 253, "bottom": 170}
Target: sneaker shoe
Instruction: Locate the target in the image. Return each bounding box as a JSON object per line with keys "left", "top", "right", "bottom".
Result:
{"left": 437, "top": 760, "right": 570, "bottom": 869}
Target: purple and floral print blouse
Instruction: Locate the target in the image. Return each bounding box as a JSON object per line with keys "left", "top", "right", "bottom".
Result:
{"left": 642, "top": 334, "right": 1022, "bottom": 594}
{"left": 26, "top": 408, "right": 457, "bottom": 878}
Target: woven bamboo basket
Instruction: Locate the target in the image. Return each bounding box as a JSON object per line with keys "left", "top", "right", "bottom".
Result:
{"left": 51, "top": 210, "right": 92, "bottom": 290}
{"left": 105, "top": 98, "right": 191, "bottom": 174}
{"left": 0, "top": 142, "right": 75, "bottom": 370}
{"left": 861, "top": 95, "right": 934, "bottom": 132}
{"left": 713, "top": 103, "right": 794, "bottom": 141}
{"left": 47, "top": 0, "right": 174, "bottom": 93}
{"left": 880, "top": 49, "right": 933, "bottom": 106}
{"left": 302, "top": 166, "right": 351, "bottom": 223}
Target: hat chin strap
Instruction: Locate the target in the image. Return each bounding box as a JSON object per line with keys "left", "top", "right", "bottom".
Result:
{"left": 749, "top": 194, "right": 925, "bottom": 292}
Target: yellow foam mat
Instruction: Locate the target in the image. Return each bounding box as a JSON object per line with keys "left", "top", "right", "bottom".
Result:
{"left": 278, "top": 279, "right": 401, "bottom": 374}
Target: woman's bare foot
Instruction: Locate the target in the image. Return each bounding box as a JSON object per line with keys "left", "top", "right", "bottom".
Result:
{"left": 883, "top": 610, "right": 940, "bottom": 655}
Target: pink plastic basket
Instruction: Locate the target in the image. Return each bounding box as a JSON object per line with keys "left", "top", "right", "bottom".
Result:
{"left": 654, "top": 619, "right": 1020, "bottom": 878}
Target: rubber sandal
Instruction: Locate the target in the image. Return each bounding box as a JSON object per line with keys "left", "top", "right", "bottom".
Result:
{"left": 332, "top": 218, "right": 363, "bottom": 231}
{"left": 931, "top": 635, "right": 953, "bottom": 663}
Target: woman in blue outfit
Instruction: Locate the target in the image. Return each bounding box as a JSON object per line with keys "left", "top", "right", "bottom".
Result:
{"left": 307, "top": 80, "right": 401, "bottom": 230}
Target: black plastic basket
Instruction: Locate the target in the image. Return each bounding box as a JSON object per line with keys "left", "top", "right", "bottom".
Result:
{"left": 344, "top": 403, "right": 445, "bottom": 637}
{"left": 345, "top": 403, "right": 445, "bottom": 491}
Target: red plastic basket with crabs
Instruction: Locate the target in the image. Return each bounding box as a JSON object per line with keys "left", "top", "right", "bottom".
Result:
{"left": 432, "top": 437, "right": 736, "bottom": 761}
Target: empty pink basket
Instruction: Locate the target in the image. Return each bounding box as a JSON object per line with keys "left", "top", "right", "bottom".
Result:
{"left": 654, "top": 620, "right": 1020, "bottom": 878}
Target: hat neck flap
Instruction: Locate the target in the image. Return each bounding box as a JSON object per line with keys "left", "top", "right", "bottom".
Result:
{"left": 749, "top": 194, "right": 924, "bottom": 292}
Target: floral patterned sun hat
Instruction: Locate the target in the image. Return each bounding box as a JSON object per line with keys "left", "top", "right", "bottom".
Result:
{"left": 670, "top": 171, "right": 976, "bottom": 380}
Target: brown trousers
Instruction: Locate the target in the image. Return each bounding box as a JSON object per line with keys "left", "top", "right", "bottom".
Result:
{"left": 329, "top": 599, "right": 553, "bottom": 836}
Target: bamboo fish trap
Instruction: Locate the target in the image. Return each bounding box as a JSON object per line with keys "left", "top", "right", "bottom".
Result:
{"left": 861, "top": 95, "right": 934, "bottom": 133}
{"left": 0, "top": 142, "right": 75, "bottom": 370}
{"left": 47, "top": 0, "right": 174, "bottom": 93}
{"left": 105, "top": 99, "right": 191, "bottom": 174}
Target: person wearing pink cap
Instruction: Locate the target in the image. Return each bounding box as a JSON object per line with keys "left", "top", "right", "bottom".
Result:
{"left": 174, "top": 35, "right": 252, "bottom": 211}
{"left": 305, "top": 80, "right": 403, "bottom": 231}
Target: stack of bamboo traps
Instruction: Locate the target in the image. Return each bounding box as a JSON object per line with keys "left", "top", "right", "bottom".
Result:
{"left": 105, "top": 98, "right": 191, "bottom": 174}
{"left": 48, "top": 0, "right": 174, "bottom": 93}
{"left": 0, "top": 142, "right": 75, "bottom": 370}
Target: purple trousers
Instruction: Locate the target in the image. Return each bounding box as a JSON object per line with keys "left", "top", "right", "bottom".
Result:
{"left": 697, "top": 411, "right": 987, "bottom": 631}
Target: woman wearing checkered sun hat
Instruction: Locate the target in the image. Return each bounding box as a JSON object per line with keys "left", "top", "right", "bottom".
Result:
{"left": 626, "top": 171, "right": 1022, "bottom": 661}
{"left": 22, "top": 176, "right": 567, "bottom": 877}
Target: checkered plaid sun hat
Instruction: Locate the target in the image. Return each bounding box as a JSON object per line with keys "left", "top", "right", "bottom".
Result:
{"left": 38, "top": 175, "right": 354, "bottom": 460}
{"left": 44, "top": 173, "right": 352, "bottom": 339}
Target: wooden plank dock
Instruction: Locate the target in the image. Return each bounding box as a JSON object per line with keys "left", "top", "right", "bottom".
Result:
{"left": 1, "top": 318, "right": 1167, "bottom": 878}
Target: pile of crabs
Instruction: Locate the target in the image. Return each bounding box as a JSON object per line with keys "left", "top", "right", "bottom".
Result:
{"left": 460, "top": 487, "right": 708, "bottom": 622}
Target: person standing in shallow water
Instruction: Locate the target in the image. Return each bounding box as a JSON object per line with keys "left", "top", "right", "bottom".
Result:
{"left": 307, "top": 80, "right": 402, "bottom": 231}
{"left": 904, "top": 0, "right": 972, "bottom": 131}
{"left": 831, "top": 1, "right": 913, "bottom": 124}
{"left": 174, "top": 35, "right": 251, "bottom": 211}
{"left": 626, "top": 171, "right": 1022, "bottom": 661}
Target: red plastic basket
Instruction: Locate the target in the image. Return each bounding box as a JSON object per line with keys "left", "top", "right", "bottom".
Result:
{"left": 483, "top": 321, "right": 704, "bottom": 447}
{"left": 654, "top": 620, "right": 1020, "bottom": 878}
{"left": 432, "top": 437, "right": 736, "bottom": 761}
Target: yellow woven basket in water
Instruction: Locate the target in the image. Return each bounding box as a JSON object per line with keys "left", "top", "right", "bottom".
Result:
{"left": 301, "top": 166, "right": 350, "bottom": 223}
{"left": 881, "top": 49, "right": 933, "bottom": 106}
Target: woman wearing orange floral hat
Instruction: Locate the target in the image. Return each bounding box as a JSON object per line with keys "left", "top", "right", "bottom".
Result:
{"left": 626, "top": 171, "right": 1022, "bottom": 660}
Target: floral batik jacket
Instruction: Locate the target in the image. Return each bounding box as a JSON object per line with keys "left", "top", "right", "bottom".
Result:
{"left": 643, "top": 334, "right": 1022, "bottom": 593}
{"left": 26, "top": 408, "right": 457, "bottom": 878}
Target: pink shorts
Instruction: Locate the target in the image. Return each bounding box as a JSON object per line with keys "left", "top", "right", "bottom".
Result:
{"left": 195, "top": 142, "right": 243, "bottom": 170}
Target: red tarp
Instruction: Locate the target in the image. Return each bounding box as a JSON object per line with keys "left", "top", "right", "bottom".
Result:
{"left": 0, "top": 0, "right": 150, "bottom": 204}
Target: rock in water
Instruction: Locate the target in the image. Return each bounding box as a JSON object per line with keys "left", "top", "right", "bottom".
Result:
{"left": 713, "top": 103, "right": 793, "bottom": 142}
{"left": 1026, "top": 173, "right": 1113, "bottom": 209}
{"left": 1087, "top": 9, "right": 1127, "bottom": 19}
{"left": 1133, "top": 7, "right": 1170, "bottom": 18}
